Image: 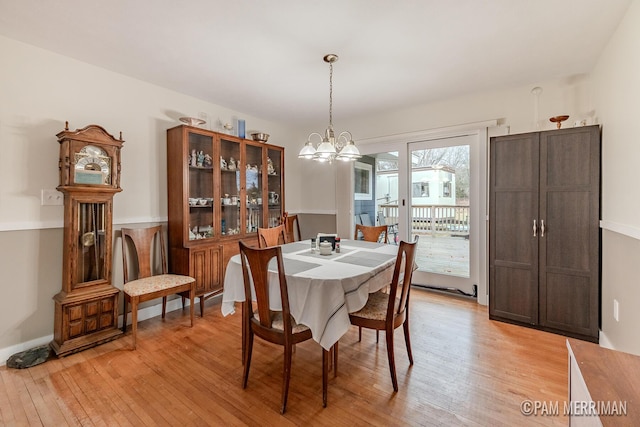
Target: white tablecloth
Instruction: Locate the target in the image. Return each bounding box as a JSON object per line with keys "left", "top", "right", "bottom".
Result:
{"left": 221, "top": 239, "right": 398, "bottom": 350}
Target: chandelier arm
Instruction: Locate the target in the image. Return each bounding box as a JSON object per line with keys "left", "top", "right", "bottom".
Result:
{"left": 337, "top": 131, "right": 353, "bottom": 141}
{"left": 307, "top": 132, "right": 325, "bottom": 146}
{"left": 335, "top": 131, "right": 352, "bottom": 151}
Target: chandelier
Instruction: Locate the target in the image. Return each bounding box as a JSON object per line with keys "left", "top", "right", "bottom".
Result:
{"left": 298, "top": 54, "right": 361, "bottom": 163}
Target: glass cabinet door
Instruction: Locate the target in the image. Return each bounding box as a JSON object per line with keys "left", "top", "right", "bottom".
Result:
{"left": 188, "top": 132, "right": 215, "bottom": 240}
{"left": 267, "top": 147, "right": 283, "bottom": 227}
{"left": 76, "top": 202, "right": 107, "bottom": 286}
{"left": 220, "top": 137, "right": 241, "bottom": 236}
{"left": 245, "top": 142, "right": 263, "bottom": 233}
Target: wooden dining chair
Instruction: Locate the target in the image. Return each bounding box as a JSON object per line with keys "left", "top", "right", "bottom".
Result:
{"left": 121, "top": 225, "right": 195, "bottom": 349}
{"left": 348, "top": 239, "right": 417, "bottom": 391}
{"left": 282, "top": 212, "right": 301, "bottom": 243}
{"left": 257, "top": 225, "right": 286, "bottom": 248}
{"left": 353, "top": 224, "right": 390, "bottom": 342}
{"left": 239, "top": 241, "right": 330, "bottom": 413}
{"left": 354, "top": 224, "right": 388, "bottom": 243}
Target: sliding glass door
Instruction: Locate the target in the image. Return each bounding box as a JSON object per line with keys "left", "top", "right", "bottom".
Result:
{"left": 351, "top": 131, "right": 483, "bottom": 300}
{"left": 408, "top": 136, "right": 478, "bottom": 296}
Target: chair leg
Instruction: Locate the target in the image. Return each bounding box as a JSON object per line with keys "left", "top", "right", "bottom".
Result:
{"left": 241, "top": 302, "right": 247, "bottom": 365}
{"left": 189, "top": 286, "right": 195, "bottom": 327}
{"left": 281, "top": 343, "right": 293, "bottom": 414}
{"left": 199, "top": 295, "right": 205, "bottom": 317}
{"left": 385, "top": 327, "right": 398, "bottom": 392}
{"left": 403, "top": 319, "right": 413, "bottom": 365}
{"left": 322, "top": 347, "right": 329, "bottom": 408}
{"left": 242, "top": 330, "right": 253, "bottom": 389}
{"left": 161, "top": 296, "right": 167, "bottom": 319}
{"left": 358, "top": 326, "right": 362, "bottom": 342}
{"left": 131, "top": 297, "right": 139, "bottom": 350}
{"left": 376, "top": 330, "right": 379, "bottom": 343}
{"left": 122, "top": 295, "right": 128, "bottom": 333}
{"left": 333, "top": 342, "right": 339, "bottom": 378}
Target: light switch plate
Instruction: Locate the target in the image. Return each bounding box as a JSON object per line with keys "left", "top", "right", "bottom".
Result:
{"left": 41, "top": 189, "right": 63, "bottom": 206}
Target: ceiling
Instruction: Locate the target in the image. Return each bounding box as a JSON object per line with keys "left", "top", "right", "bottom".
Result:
{"left": 0, "top": 0, "right": 632, "bottom": 127}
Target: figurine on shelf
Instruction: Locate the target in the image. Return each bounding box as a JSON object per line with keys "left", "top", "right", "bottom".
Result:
{"left": 267, "top": 157, "right": 275, "bottom": 175}
{"left": 246, "top": 164, "right": 258, "bottom": 172}
{"left": 197, "top": 151, "right": 205, "bottom": 167}
{"left": 220, "top": 156, "right": 227, "bottom": 170}
{"left": 228, "top": 157, "right": 237, "bottom": 171}
{"left": 190, "top": 149, "right": 197, "bottom": 167}
{"left": 204, "top": 153, "right": 212, "bottom": 168}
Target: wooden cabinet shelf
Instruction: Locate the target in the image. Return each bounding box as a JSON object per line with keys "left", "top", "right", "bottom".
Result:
{"left": 166, "top": 125, "right": 285, "bottom": 315}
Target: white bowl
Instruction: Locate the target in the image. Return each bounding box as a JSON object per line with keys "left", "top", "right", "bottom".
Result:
{"left": 319, "top": 241, "right": 332, "bottom": 256}
{"left": 180, "top": 117, "right": 206, "bottom": 127}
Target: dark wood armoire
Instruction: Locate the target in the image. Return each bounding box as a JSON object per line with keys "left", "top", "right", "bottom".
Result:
{"left": 489, "top": 125, "right": 601, "bottom": 342}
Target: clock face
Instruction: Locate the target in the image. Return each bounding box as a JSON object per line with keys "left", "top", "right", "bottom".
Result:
{"left": 74, "top": 145, "right": 111, "bottom": 185}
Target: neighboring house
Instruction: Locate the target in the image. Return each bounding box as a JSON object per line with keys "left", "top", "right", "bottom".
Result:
{"left": 410, "top": 166, "right": 456, "bottom": 206}
{"left": 377, "top": 166, "right": 457, "bottom": 208}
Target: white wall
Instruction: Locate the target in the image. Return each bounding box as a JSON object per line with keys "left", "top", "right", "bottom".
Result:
{"left": 591, "top": 0, "right": 640, "bottom": 355}
{"left": 327, "top": 73, "right": 597, "bottom": 235}
{"left": 0, "top": 35, "right": 303, "bottom": 230}
{"left": 0, "top": 35, "right": 303, "bottom": 360}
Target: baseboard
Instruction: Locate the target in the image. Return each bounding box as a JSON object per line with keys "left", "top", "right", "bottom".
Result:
{"left": 0, "top": 297, "right": 199, "bottom": 367}
{"left": 598, "top": 330, "right": 615, "bottom": 350}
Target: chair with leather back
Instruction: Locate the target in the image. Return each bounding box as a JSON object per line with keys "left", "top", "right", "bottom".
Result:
{"left": 354, "top": 224, "right": 388, "bottom": 244}
{"left": 282, "top": 212, "right": 301, "bottom": 243}
{"left": 239, "top": 241, "right": 330, "bottom": 413}
{"left": 348, "top": 239, "right": 417, "bottom": 391}
{"left": 257, "top": 225, "right": 286, "bottom": 248}
{"left": 121, "top": 225, "right": 195, "bottom": 349}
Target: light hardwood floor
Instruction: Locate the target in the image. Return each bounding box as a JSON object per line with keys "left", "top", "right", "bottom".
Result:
{"left": 0, "top": 289, "right": 569, "bottom": 426}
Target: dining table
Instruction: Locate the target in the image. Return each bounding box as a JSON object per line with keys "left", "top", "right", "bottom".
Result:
{"left": 221, "top": 239, "right": 399, "bottom": 350}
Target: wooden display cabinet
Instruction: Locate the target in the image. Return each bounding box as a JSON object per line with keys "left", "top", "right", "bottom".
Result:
{"left": 166, "top": 125, "right": 285, "bottom": 315}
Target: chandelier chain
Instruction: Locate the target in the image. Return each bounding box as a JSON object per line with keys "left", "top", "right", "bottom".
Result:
{"left": 329, "top": 61, "right": 333, "bottom": 127}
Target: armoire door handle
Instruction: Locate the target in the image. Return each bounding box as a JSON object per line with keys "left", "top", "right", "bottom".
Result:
{"left": 533, "top": 219, "right": 537, "bottom": 237}
{"left": 540, "top": 219, "right": 545, "bottom": 237}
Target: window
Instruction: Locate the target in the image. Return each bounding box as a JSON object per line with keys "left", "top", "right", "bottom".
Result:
{"left": 412, "top": 182, "right": 429, "bottom": 197}
{"left": 354, "top": 162, "right": 373, "bottom": 200}
{"left": 443, "top": 181, "right": 452, "bottom": 198}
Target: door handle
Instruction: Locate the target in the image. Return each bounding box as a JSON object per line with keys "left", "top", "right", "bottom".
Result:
{"left": 540, "top": 219, "right": 545, "bottom": 237}
{"left": 533, "top": 219, "right": 537, "bottom": 237}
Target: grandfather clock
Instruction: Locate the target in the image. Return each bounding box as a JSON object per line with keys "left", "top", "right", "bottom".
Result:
{"left": 51, "top": 122, "right": 124, "bottom": 357}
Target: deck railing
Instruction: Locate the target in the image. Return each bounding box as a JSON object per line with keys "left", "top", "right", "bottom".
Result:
{"left": 379, "top": 204, "right": 470, "bottom": 236}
